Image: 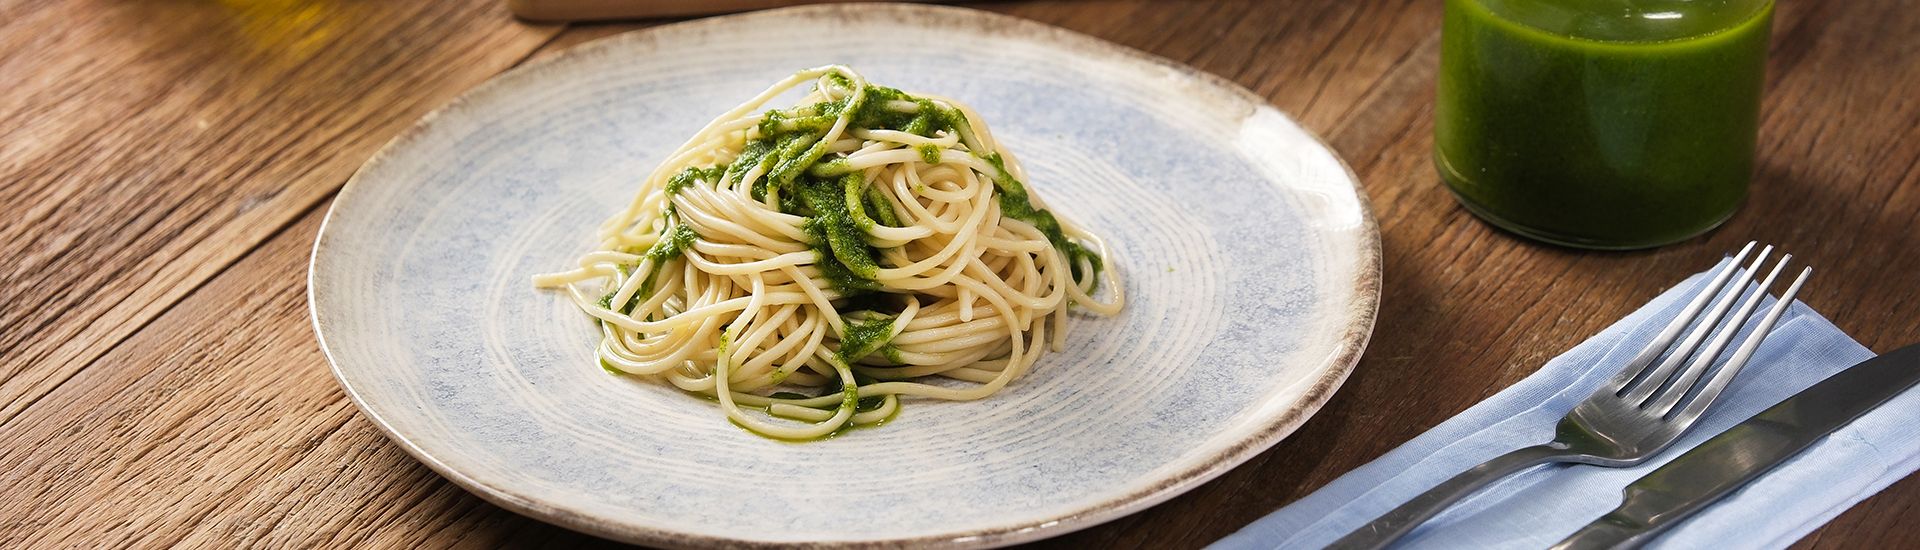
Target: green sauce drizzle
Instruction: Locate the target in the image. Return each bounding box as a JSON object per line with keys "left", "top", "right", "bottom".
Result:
{"left": 836, "top": 312, "right": 899, "bottom": 364}
{"left": 980, "top": 153, "right": 1104, "bottom": 290}
{"left": 717, "top": 74, "right": 1058, "bottom": 297}
{"left": 604, "top": 222, "right": 698, "bottom": 313}
{"left": 665, "top": 166, "right": 723, "bottom": 196}
{"left": 797, "top": 174, "right": 885, "bottom": 292}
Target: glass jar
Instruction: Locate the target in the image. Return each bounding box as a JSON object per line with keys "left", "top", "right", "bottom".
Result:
{"left": 1435, "top": 0, "right": 1774, "bottom": 249}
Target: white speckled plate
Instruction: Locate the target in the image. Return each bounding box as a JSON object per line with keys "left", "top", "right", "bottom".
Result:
{"left": 310, "top": 4, "right": 1377, "bottom": 548}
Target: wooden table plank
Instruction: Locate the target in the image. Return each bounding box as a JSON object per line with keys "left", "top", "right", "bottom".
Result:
{"left": 1, "top": 207, "right": 338, "bottom": 547}
{"left": 0, "top": 203, "right": 599, "bottom": 548}
{"left": 0, "top": 0, "right": 561, "bottom": 424}
{"left": 1, "top": 0, "right": 1916, "bottom": 547}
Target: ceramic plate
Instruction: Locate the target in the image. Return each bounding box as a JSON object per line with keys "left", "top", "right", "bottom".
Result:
{"left": 310, "top": 4, "right": 1378, "bottom": 547}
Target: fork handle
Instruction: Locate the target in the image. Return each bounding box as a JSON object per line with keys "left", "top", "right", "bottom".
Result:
{"left": 1329, "top": 443, "right": 1573, "bottom": 550}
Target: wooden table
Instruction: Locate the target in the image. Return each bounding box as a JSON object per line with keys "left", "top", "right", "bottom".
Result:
{"left": 5, "top": 1, "right": 1916, "bottom": 547}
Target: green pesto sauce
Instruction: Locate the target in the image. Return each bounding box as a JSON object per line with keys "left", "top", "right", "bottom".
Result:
{"left": 797, "top": 175, "right": 885, "bottom": 288}
{"left": 836, "top": 313, "right": 899, "bottom": 364}
{"left": 598, "top": 357, "right": 625, "bottom": 376}
{"left": 980, "top": 153, "right": 1104, "bottom": 290}
{"left": 767, "top": 132, "right": 827, "bottom": 188}
{"left": 756, "top": 112, "right": 834, "bottom": 136}
{"left": 863, "top": 185, "right": 901, "bottom": 228}
{"left": 733, "top": 381, "right": 869, "bottom": 443}
{"left": 621, "top": 366, "right": 890, "bottom": 444}
{"left": 840, "top": 174, "right": 884, "bottom": 232}
{"left": 732, "top": 139, "right": 779, "bottom": 191}
{"left": 720, "top": 75, "right": 1039, "bottom": 297}
{"left": 802, "top": 217, "right": 883, "bottom": 295}
{"left": 731, "top": 402, "right": 899, "bottom": 443}
{"left": 841, "top": 382, "right": 859, "bottom": 411}
{"left": 665, "top": 166, "right": 723, "bottom": 196}
{"left": 600, "top": 166, "right": 710, "bottom": 314}
{"left": 805, "top": 77, "right": 966, "bottom": 140}
{"left": 602, "top": 222, "right": 699, "bottom": 313}
{"left": 806, "top": 158, "right": 852, "bottom": 179}
{"left": 732, "top": 313, "right": 902, "bottom": 442}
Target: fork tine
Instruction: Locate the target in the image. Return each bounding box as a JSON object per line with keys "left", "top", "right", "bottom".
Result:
{"left": 1668, "top": 266, "right": 1813, "bottom": 425}
{"left": 1620, "top": 244, "right": 1772, "bottom": 403}
{"left": 1602, "top": 241, "right": 1757, "bottom": 395}
{"left": 1645, "top": 254, "right": 1792, "bottom": 416}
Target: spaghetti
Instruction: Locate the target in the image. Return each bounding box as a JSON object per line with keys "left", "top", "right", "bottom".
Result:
{"left": 533, "top": 66, "right": 1123, "bottom": 439}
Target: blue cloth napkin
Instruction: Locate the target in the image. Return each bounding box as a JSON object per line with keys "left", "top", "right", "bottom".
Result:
{"left": 1214, "top": 263, "right": 1920, "bottom": 549}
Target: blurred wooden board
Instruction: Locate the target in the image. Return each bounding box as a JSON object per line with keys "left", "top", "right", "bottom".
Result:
{"left": 2, "top": 0, "right": 1917, "bottom": 547}
{"left": 510, "top": 0, "right": 936, "bottom": 21}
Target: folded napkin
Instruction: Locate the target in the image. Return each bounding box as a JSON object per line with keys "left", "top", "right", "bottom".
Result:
{"left": 1214, "top": 262, "right": 1920, "bottom": 549}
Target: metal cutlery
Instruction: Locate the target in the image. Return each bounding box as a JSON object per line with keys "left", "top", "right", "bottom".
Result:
{"left": 1331, "top": 242, "right": 1813, "bottom": 549}
{"left": 1552, "top": 341, "right": 1920, "bottom": 549}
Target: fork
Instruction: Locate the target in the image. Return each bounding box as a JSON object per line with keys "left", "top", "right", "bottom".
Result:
{"left": 1331, "top": 242, "right": 1813, "bottom": 550}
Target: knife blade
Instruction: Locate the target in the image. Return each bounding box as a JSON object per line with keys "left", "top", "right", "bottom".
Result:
{"left": 1552, "top": 342, "right": 1920, "bottom": 550}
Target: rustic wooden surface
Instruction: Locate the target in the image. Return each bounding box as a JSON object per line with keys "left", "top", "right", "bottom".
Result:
{"left": 3, "top": 0, "right": 1916, "bottom": 547}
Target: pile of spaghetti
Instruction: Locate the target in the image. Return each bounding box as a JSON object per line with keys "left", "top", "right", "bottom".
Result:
{"left": 534, "top": 66, "right": 1123, "bottom": 439}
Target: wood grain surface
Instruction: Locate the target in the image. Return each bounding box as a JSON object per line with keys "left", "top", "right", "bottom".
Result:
{"left": 2, "top": 0, "right": 1916, "bottom": 547}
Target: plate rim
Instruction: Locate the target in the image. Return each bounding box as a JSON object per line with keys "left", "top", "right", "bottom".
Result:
{"left": 308, "top": 3, "right": 1381, "bottom": 548}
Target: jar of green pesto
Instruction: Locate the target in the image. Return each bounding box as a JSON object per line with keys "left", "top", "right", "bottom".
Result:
{"left": 1436, "top": 0, "right": 1773, "bottom": 249}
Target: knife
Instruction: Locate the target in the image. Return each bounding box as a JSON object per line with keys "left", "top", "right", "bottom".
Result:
{"left": 1551, "top": 342, "right": 1920, "bottom": 550}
